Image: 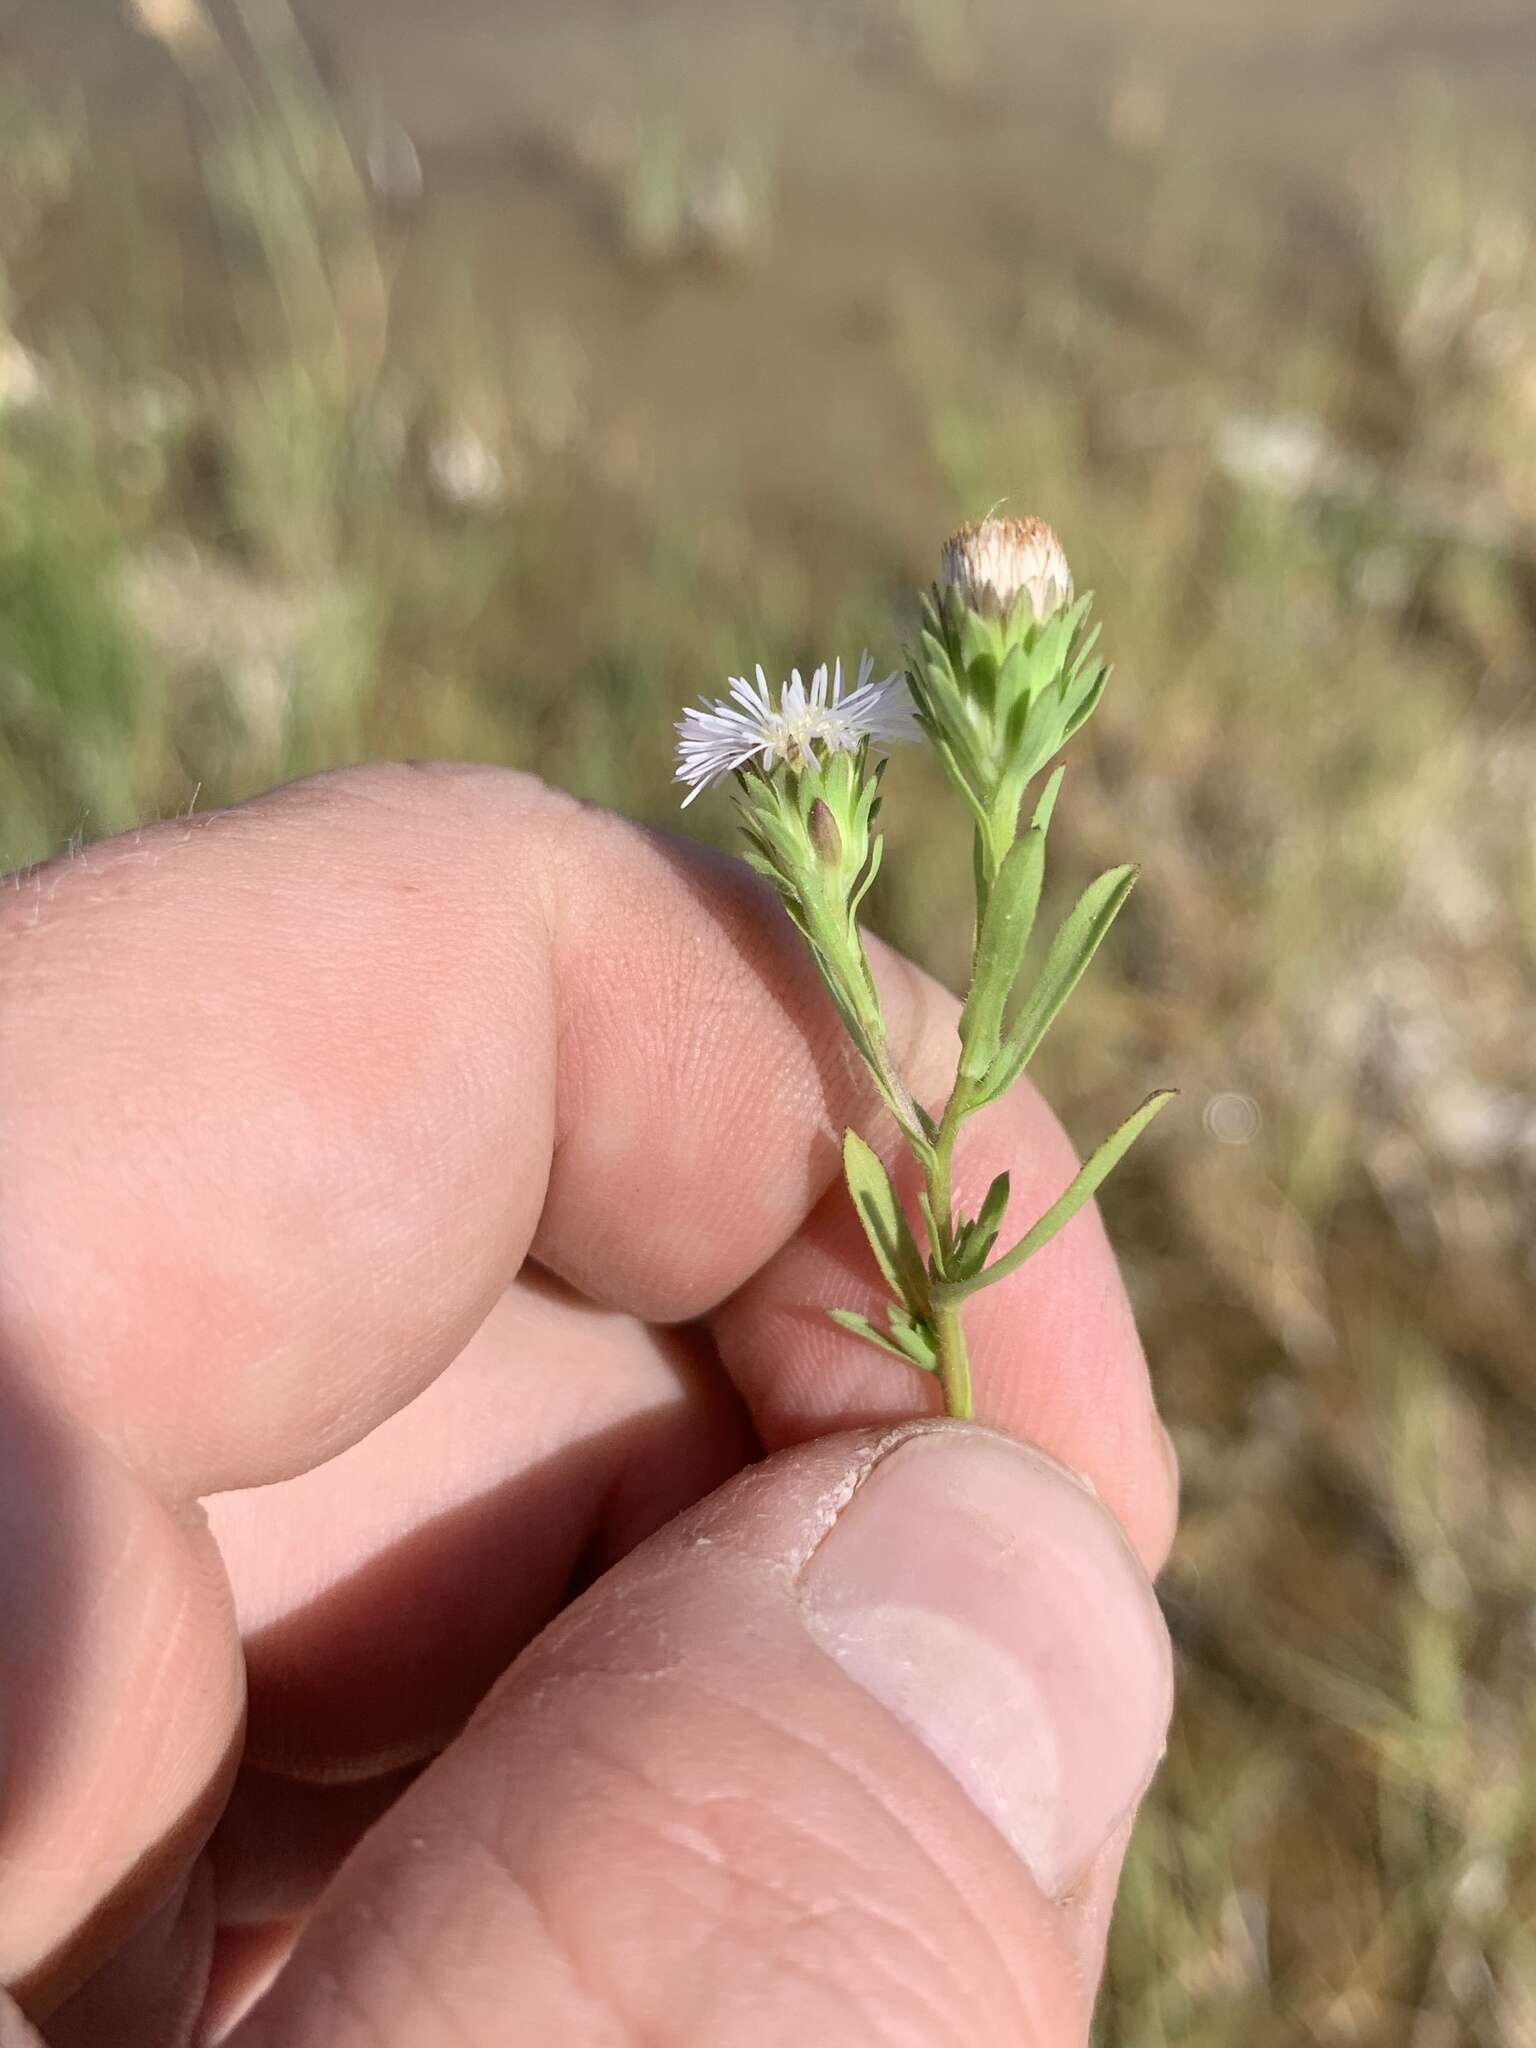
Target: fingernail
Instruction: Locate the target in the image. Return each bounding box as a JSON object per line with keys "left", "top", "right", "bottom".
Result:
{"left": 800, "top": 1428, "right": 1173, "bottom": 1899}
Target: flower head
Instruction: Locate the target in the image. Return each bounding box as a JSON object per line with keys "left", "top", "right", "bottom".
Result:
{"left": 675, "top": 653, "right": 918, "bottom": 807}
{"left": 940, "top": 516, "right": 1073, "bottom": 623}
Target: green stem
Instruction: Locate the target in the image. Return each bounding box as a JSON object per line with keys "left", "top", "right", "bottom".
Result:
{"left": 921, "top": 1076, "right": 974, "bottom": 1417}
{"left": 932, "top": 1299, "right": 973, "bottom": 1419}
{"left": 870, "top": 1039, "right": 935, "bottom": 1160}
{"left": 805, "top": 897, "right": 936, "bottom": 1161}
{"left": 924, "top": 1083, "right": 966, "bottom": 1261}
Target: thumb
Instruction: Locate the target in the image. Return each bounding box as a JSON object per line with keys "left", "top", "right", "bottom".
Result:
{"left": 232, "top": 1423, "right": 1173, "bottom": 2047}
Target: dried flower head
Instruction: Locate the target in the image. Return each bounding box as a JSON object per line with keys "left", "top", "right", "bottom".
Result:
{"left": 674, "top": 653, "right": 918, "bottom": 807}
{"left": 940, "top": 516, "right": 1073, "bottom": 622}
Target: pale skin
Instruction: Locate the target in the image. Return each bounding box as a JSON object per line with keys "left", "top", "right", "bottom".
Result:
{"left": 0, "top": 764, "right": 1177, "bottom": 2046}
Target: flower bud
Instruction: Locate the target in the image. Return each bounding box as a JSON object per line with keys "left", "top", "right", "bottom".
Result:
{"left": 913, "top": 514, "right": 1104, "bottom": 871}
{"left": 940, "top": 516, "right": 1073, "bottom": 623}
{"left": 808, "top": 796, "right": 843, "bottom": 865}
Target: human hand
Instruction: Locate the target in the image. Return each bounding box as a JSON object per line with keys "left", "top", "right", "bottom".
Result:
{"left": 0, "top": 765, "right": 1176, "bottom": 2046}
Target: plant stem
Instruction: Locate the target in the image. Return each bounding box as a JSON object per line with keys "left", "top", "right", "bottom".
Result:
{"left": 871, "top": 1042, "right": 934, "bottom": 1160}
{"left": 922, "top": 1076, "right": 975, "bottom": 1417}
{"left": 931, "top": 1299, "right": 973, "bottom": 1419}
{"left": 816, "top": 910, "right": 937, "bottom": 1160}
{"left": 920, "top": 809, "right": 1010, "bottom": 1413}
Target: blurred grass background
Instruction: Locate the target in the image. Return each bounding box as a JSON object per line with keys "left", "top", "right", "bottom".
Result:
{"left": 4, "top": 0, "right": 1536, "bottom": 2039}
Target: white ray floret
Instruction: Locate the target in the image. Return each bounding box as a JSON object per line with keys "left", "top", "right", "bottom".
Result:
{"left": 675, "top": 652, "right": 919, "bottom": 806}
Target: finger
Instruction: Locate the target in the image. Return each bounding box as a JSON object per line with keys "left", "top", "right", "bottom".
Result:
{"left": 715, "top": 1091, "right": 1179, "bottom": 1572}
{"left": 8, "top": 758, "right": 1167, "bottom": 1567}
{"left": 0, "top": 763, "right": 942, "bottom": 1503}
{"left": 230, "top": 1425, "right": 1173, "bottom": 2047}
{"left": 203, "top": 1923, "right": 298, "bottom": 2043}
{"left": 210, "top": 1094, "right": 1171, "bottom": 1803}
{"left": 4, "top": 756, "right": 1162, "bottom": 1569}
{"left": 0, "top": 1376, "right": 242, "bottom": 2012}
{"left": 38, "top": 1863, "right": 214, "bottom": 2048}
{"left": 207, "top": 1272, "right": 753, "bottom": 1781}
{"left": 0, "top": 764, "right": 1167, "bottom": 2010}
{"left": 208, "top": 1769, "right": 418, "bottom": 1927}
{"left": 0, "top": 1994, "right": 46, "bottom": 2048}
{"left": 0, "top": 761, "right": 940, "bottom": 1997}
{"left": 1, "top": 1269, "right": 752, "bottom": 2009}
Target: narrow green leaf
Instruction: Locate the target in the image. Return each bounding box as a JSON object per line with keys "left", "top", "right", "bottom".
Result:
{"left": 917, "top": 625, "right": 953, "bottom": 679}
{"left": 958, "top": 605, "right": 1000, "bottom": 676}
{"left": 1061, "top": 662, "right": 1108, "bottom": 745}
{"left": 993, "top": 640, "right": 1033, "bottom": 720}
{"left": 827, "top": 1307, "right": 913, "bottom": 1362}
{"left": 886, "top": 1306, "right": 941, "bottom": 1370}
{"left": 1031, "top": 764, "right": 1066, "bottom": 837}
{"left": 973, "top": 1168, "right": 1011, "bottom": 1243}
{"left": 943, "top": 1091, "right": 1176, "bottom": 1303}
{"left": 827, "top": 1307, "right": 940, "bottom": 1373}
{"left": 1029, "top": 595, "right": 1088, "bottom": 681}
{"left": 947, "top": 1170, "right": 1010, "bottom": 1281}
{"left": 977, "top": 865, "right": 1137, "bottom": 1107}
{"left": 957, "top": 826, "right": 1045, "bottom": 1082}
{"left": 948, "top": 1170, "right": 1011, "bottom": 1281}
{"left": 848, "top": 831, "right": 884, "bottom": 918}
{"left": 842, "top": 1128, "right": 928, "bottom": 1311}
{"left": 1062, "top": 613, "right": 1103, "bottom": 683}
